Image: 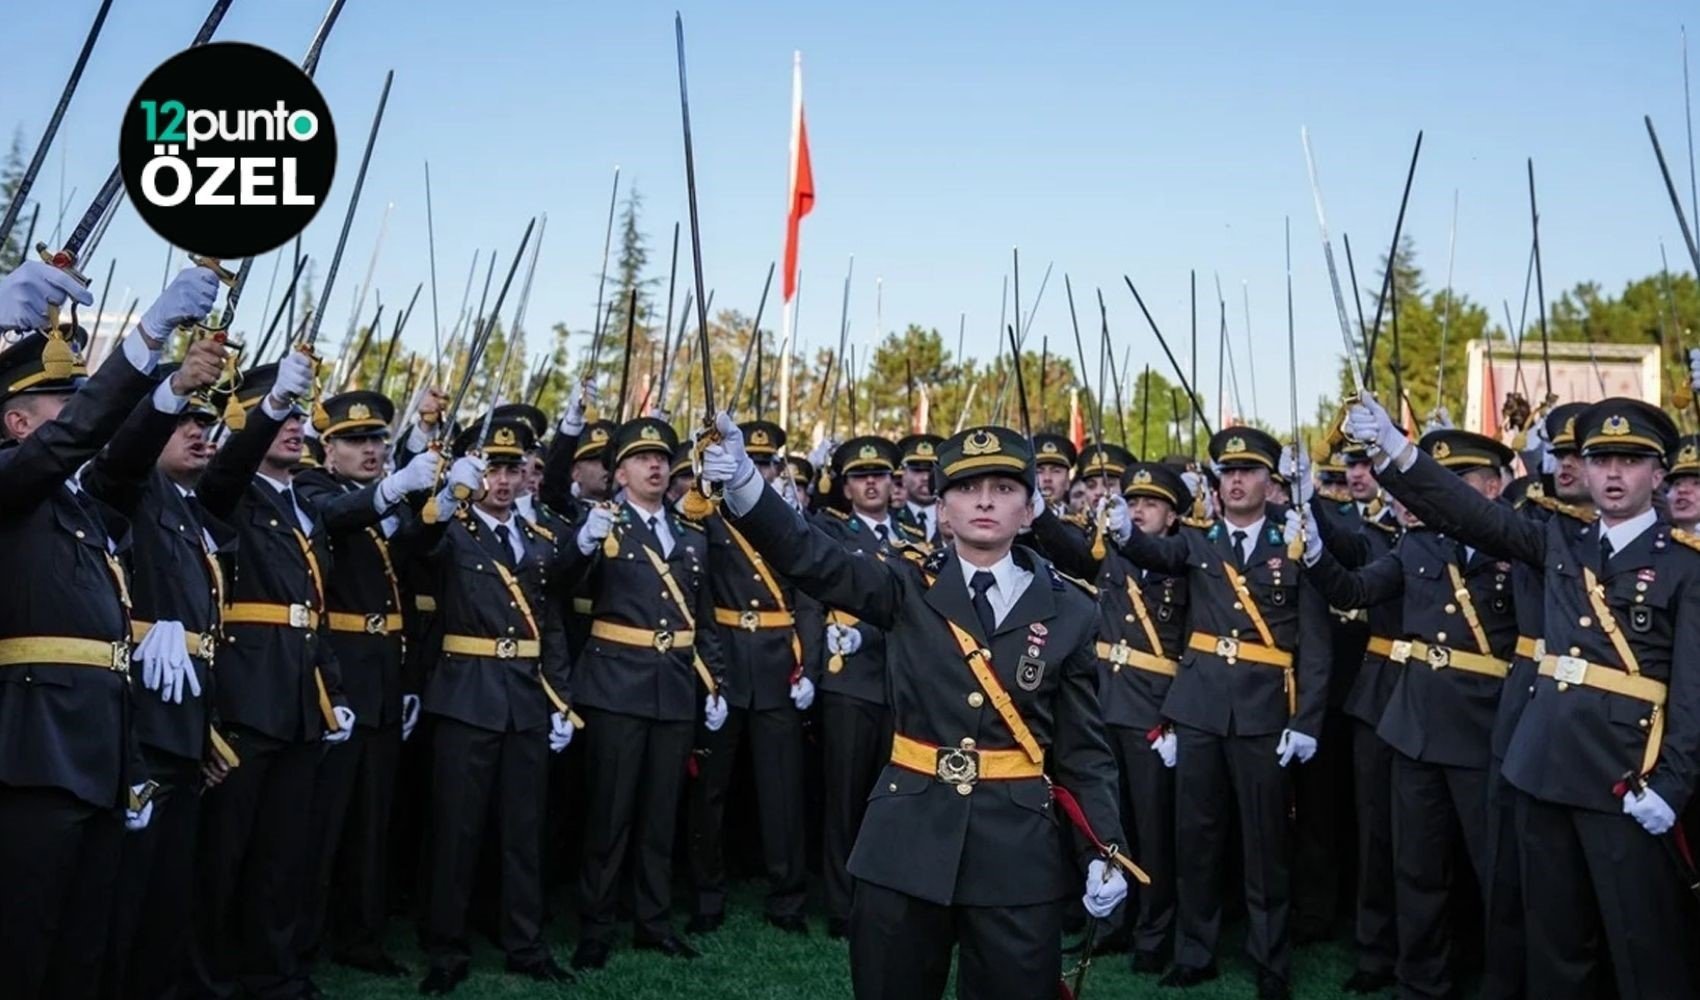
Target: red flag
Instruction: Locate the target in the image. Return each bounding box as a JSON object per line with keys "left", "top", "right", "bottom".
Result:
{"left": 1069, "top": 388, "right": 1085, "bottom": 450}
{"left": 782, "top": 52, "right": 814, "bottom": 303}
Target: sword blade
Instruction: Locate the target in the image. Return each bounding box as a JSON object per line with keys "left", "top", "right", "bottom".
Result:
{"left": 303, "top": 70, "right": 395, "bottom": 348}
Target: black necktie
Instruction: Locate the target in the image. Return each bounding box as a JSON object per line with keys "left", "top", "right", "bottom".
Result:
{"left": 648, "top": 516, "right": 669, "bottom": 557}
{"left": 917, "top": 510, "right": 929, "bottom": 538}
{"left": 1601, "top": 532, "right": 1615, "bottom": 566}
{"left": 1231, "top": 530, "right": 1248, "bottom": 568}
{"left": 875, "top": 523, "right": 890, "bottom": 547}
{"left": 969, "top": 570, "right": 998, "bottom": 637}
{"left": 493, "top": 523, "right": 517, "bottom": 569}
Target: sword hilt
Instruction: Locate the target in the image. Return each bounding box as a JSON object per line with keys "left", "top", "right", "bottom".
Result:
{"left": 189, "top": 255, "right": 238, "bottom": 287}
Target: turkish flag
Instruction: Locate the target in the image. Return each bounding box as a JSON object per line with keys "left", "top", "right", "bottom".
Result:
{"left": 783, "top": 52, "right": 814, "bottom": 303}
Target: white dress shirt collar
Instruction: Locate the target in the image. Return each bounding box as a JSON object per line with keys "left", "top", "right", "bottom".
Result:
{"left": 1599, "top": 507, "right": 1659, "bottom": 558}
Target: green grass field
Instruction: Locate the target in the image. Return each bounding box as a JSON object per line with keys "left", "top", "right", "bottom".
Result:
{"left": 316, "top": 885, "right": 1364, "bottom": 999}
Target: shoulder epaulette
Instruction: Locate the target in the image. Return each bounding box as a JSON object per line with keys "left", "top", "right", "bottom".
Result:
{"left": 1671, "top": 528, "right": 1700, "bottom": 553}
{"left": 530, "top": 522, "right": 557, "bottom": 543}
{"left": 677, "top": 517, "right": 706, "bottom": 533}
{"left": 1181, "top": 515, "right": 1213, "bottom": 531}
{"left": 1528, "top": 491, "right": 1598, "bottom": 523}
{"left": 1367, "top": 518, "right": 1399, "bottom": 535}
{"left": 1050, "top": 566, "right": 1098, "bottom": 596}
{"left": 922, "top": 547, "right": 949, "bottom": 575}
{"left": 823, "top": 507, "right": 849, "bottom": 522}
{"left": 1061, "top": 511, "right": 1091, "bottom": 529}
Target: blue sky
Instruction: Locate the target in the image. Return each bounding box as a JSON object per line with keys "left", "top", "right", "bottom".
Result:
{"left": 7, "top": 0, "right": 1698, "bottom": 420}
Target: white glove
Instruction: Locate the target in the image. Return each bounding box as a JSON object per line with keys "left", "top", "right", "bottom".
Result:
{"left": 1276, "top": 729, "right": 1318, "bottom": 767}
{"left": 704, "top": 694, "right": 729, "bottom": 732}
{"left": 1180, "top": 471, "right": 1212, "bottom": 518}
{"left": 124, "top": 785, "right": 155, "bottom": 832}
{"left": 1690, "top": 347, "right": 1700, "bottom": 395}
{"left": 1030, "top": 486, "right": 1047, "bottom": 521}
{"left": 548, "top": 711, "right": 574, "bottom": 753}
{"left": 1520, "top": 414, "right": 1551, "bottom": 475}
{"left": 0, "top": 260, "right": 94, "bottom": 331}
{"left": 1283, "top": 508, "right": 1323, "bottom": 566}
{"left": 1105, "top": 494, "right": 1132, "bottom": 544}
{"left": 377, "top": 449, "right": 442, "bottom": 507}
{"left": 445, "top": 454, "right": 486, "bottom": 495}
{"left": 576, "top": 503, "right": 616, "bottom": 555}
{"left": 700, "top": 411, "right": 755, "bottom": 489}
{"left": 401, "top": 693, "right": 421, "bottom": 742}
{"left": 826, "top": 623, "right": 863, "bottom": 656}
{"left": 559, "top": 381, "right": 594, "bottom": 435}
{"left": 1281, "top": 446, "right": 1314, "bottom": 505}
{"left": 271, "top": 348, "right": 316, "bottom": 404}
{"left": 140, "top": 266, "right": 220, "bottom": 341}
{"left": 1424, "top": 407, "right": 1454, "bottom": 432}
{"left": 808, "top": 437, "right": 835, "bottom": 468}
{"left": 790, "top": 675, "right": 816, "bottom": 711}
{"left": 1081, "top": 859, "right": 1129, "bottom": 918}
{"left": 1344, "top": 393, "right": 1407, "bottom": 459}
{"left": 1623, "top": 786, "right": 1678, "bottom": 836}
{"left": 323, "top": 705, "right": 356, "bottom": 743}
{"left": 1151, "top": 730, "right": 1177, "bottom": 768}
{"left": 134, "top": 620, "right": 197, "bottom": 704}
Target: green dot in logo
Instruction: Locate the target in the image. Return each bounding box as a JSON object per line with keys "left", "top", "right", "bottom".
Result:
{"left": 289, "top": 110, "right": 318, "bottom": 139}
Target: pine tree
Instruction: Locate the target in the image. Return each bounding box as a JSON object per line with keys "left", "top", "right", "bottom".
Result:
{"left": 0, "top": 129, "right": 30, "bottom": 270}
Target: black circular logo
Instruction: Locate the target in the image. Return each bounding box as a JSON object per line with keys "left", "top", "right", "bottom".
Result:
{"left": 119, "top": 42, "right": 336, "bottom": 259}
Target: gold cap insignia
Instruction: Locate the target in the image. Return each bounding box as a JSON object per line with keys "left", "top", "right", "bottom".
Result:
{"left": 640, "top": 425, "right": 662, "bottom": 441}
{"left": 1602, "top": 415, "right": 1631, "bottom": 437}
{"left": 962, "top": 429, "right": 1001, "bottom": 456}
{"left": 1433, "top": 441, "right": 1452, "bottom": 460}
{"left": 493, "top": 427, "right": 517, "bottom": 447}
{"left": 917, "top": 441, "right": 935, "bottom": 456}
{"left": 590, "top": 427, "right": 609, "bottom": 444}
{"left": 750, "top": 428, "right": 771, "bottom": 446}
{"left": 1041, "top": 441, "right": 1058, "bottom": 454}
{"left": 1224, "top": 436, "right": 1246, "bottom": 454}
{"left": 1680, "top": 442, "right": 1698, "bottom": 464}
{"left": 1562, "top": 416, "right": 1576, "bottom": 439}
{"left": 347, "top": 402, "right": 371, "bottom": 421}
{"left": 1133, "top": 469, "right": 1153, "bottom": 486}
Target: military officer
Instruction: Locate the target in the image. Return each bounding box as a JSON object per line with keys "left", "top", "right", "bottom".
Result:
{"left": 1350, "top": 393, "right": 1700, "bottom": 999}
{"left": 812, "top": 435, "right": 908, "bottom": 938}
{"left": 894, "top": 433, "right": 944, "bottom": 544}
{"left": 668, "top": 442, "right": 696, "bottom": 504}
{"left": 784, "top": 454, "right": 813, "bottom": 513}
{"left": 1110, "top": 427, "right": 1333, "bottom": 1000}
{"left": 703, "top": 417, "right": 1136, "bottom": 1000}
{"left": 293, "top": 390, "right": 442, "bottom": 979}
{"left": 1035, "top": 461, "right": 1193, "bottom": 974}
{"left": 1666, "top": 435, "right": 1700, "bottom": 533}
{"left": 188, "top": 350, "right": 358, "bottom": 999}
{"left": 686, "top": 419, "right": 822, "bottom": 935}
{"left": 1032, "top": 432, "right": 1078, "bottom": 513}
{"left": 1297, "top": 429, "right": 1521, "bottom": 999}
{"left": 564, "top": 417, "right": 727, "bottom": 969}
{"left": 79, "top": 341, "right": 231, "bottom": 1000}
{"left": 417, "top": 416, "right": 576, "bottom": 994}
{"left": 0, "top": 261, "right": 218, "bottom": 1000}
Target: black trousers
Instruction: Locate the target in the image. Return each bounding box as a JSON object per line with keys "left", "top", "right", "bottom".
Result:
{"left": 688, "top": 704, "right": 807, "bottom": 919}
{"left": 1390, "top": 754, "right": 1488, "bottom": 999}
{"left": 1349, "top": 720, "right": 1397, "bottom": 978}
{"left": 849, "top": 879, "right": 1062, "bottom": 1000}
{"left": 820, "top": 691, "right": 892, "bottom": 922}
{"left": 576, "top": 707, "right": 694, "bottom": 944}
{"left": 1516, "top": 791, "right": 1700, "bottom": 999}
{"left": 188, "top": 728, "right": 319, "bottom": 1000}
{"left": 1478, "top": 759, "right": 1525, "bottom": 1000}
{"left": 1292, "top": 708, "right": 1353, "bottom": 936}
{"left": 299, "top": 723, "right": 401, "bottom": 968}
{"left": 0, "top": 783, "right": 122, "bottom": 1000}
{"left": 1173, "top": 725, "right": 1291, "bottom": 979}
{"left": 424, "top": 715, "right": 548, "bottom": 973}
{"left": 104, "top": 754, "right": 201, "bottom": 1000}
{"left": 1106, "top": 723, "right": 1175, "bottom": 958}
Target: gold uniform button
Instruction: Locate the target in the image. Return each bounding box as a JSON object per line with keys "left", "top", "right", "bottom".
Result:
{"left": 1436, "top": 632, "right": 1448, "bottom": 643}
{"left": 1124, "top": 614, "right": 1135, "bottom": 623}
{"left": 1579, "top": 616, "right": 1593, "bottom": 628}
{"left": 1444, "top": 603, "right": 1457, "bottom": 614}
{"left": 955, "top": 783, "right": 973, "bottom": 796}
{"left": 1232, "top": 602, "right": 1243, "bottom": 610}
{"left": 1640, "top": 718, "right": 1651, "bottom": 729}
{"left": 1557, "top": 682, "right": 1569, "bottom": 691}
{"left": 888, "top": 783, "right": 897, "bottom": 792}
{"left": 1569, "top": 646, "right": 1582, "bottom": 656}
{"left": 75, "top": 530, "right": 85, "bottom": 539}
{"left": 968, "top": 692, "right": 985, "bottom": 708}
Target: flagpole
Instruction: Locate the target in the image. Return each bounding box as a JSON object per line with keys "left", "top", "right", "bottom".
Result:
{"left": 779, "top": 49, "right": 807, "bottom": 431}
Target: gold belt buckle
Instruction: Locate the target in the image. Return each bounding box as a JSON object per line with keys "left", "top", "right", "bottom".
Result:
{"left": 1426, "top": 644, "right": 1452, "bottom": 670}
{"left": 1214, "top": 636, "right": 1240, "bottom": 660}
{"left": 739, "top": 610, "right": 760, "bottom": 632}
{"left": 195, "top": 631, "right": 217, "bottom": 658}
{"left": 1110, "top": 642, "right": 1131, "bottom": 667}
{"left": 1533, "top": 638, "right": 1547, "bottom": 660}
{"left": 1553, "top": 655, "right": 1588, "bottom": 686}
{"left": 935, "top": 739, "right": 981, "bottom": 789}
{"left": 1390, "top": 639, "right": 1413, "bottom": 663}
{"left": 288, "top": 604, "right": 310, "bottom": 629}
{"left": 364, "top": 613, "right": 386, "bottom": 635}
{"left": 653, "top": 629, "right": 676, "bottom": 653}
{"left": 495, "top": 637, "right": 519, "bottom": 660}
{"left": 111, "top": 641, "right": 131, "bottom": 673}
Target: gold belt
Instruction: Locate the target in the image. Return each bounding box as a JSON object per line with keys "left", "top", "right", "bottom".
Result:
{"left": 1095, "top": 640, "right": 1178, "bottom": 677}
{"left": 591, "top": 619, "right": 695, "bottom": 653}
{"left": 224, "top": 602, "right": 319, "bottom": 630}
{"left": 131, "top": 621, "right": 219, "bottom": 660}
{"left": 1515, "top": 636, "right": 1546, "bottom": 661}
{"left": 414, "top": 595, "right": 438, "bottom": 613}
{"left": 713, "top": 607, "right": 795, "bottom": 632}
{"left": 441, "top": 634, "right": 542, "bottom": 660}
{"left": 1389, "top": 639, "right": 1509, "bottom": 679}
{"left": 326, "top": 612, "right": 404, "bottom": 636}
{"left": 0, "top": 636, "right": 130, "bottom": 672}
{"left": 890, "top": 733, "right": 1045, "bottom": 792}
{"left": 1537, "top": 654, "right": 1668, "bottom": 704}
{"left": 1187, "top": 632, "right": 1293, "bottom": 668}
{"left": 1366, "top": 636, "right": 1397, "bottom": 658}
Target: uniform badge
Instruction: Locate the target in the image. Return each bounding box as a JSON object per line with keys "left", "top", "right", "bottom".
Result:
{"left": 1016, "top": 655, "right": 1046, "bottom": 691}
{"left": 1638, "top": 568, "right": 1658, "bottom": 583}
{"left": 1029, "top": 622, "right": 1047, "bottom": 637}
{"left": 1270, "top": 588, "right": 1286, "bottom": 606}
{"left": 1158, "top": 603, "right": 1173, "bottom": 622}
{"left": 1266, "top": 557, "right": 1282, "bottom": 570}
{"left": 1631, "top": 606, "right": 1653, "bottom": 633}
